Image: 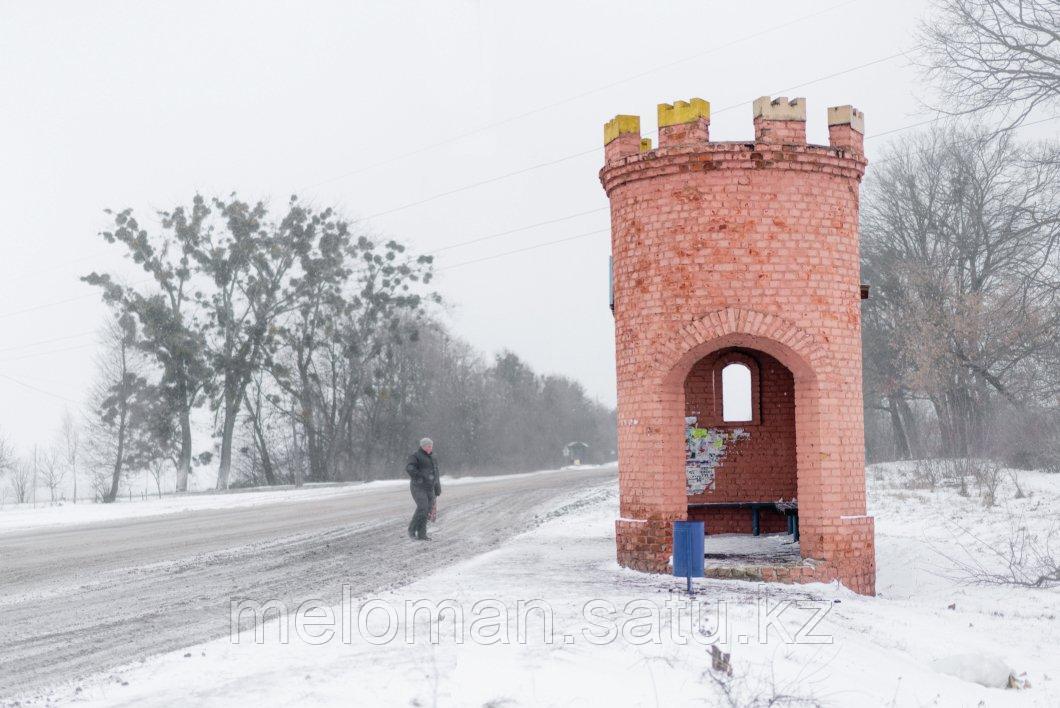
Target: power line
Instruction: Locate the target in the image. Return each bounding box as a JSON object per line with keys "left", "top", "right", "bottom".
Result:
{"left": 0, "top": 40, "right": 906, "bottom": 283}
{"left": 355, "top": 147, "right": 603, "bottom": 223}
{"left": 4, "top": 111, "right": 1054, "bottom": 368}
{"left": 0, "top": 277, "right": 155, "bottom": 321}
{"left": 0, "top": 372, "right": 82, "bottom": 404}
{"left": 432, "top": 115, "right": 1060, "bottom": 270}
{"left": 0, "top": 330, "right": 96, "bottom": 354}
{"left": 1, "top": 107, "right": 1054, "bottom": 322}
{"left": 0, "top": 46, "right": 913, "bottom": 323}
{"left": 430, "top": 207, "right": 607, "bottom": 254}
{"left": 0, "top": 292, "right": 98, "bottom": 320}
{"left": 864, "top": 105, "right": 1060, "bottom": 144}
{"left": 23, "top": 2, "right": 867, "bottom": 277}
{"left": 3, "top": 249, "right": 114, "bottom": 288}
{"left": 0, "top": 341, "right": 100, "bottom": 363}
{"left": 865, "top": 115, "right": 948, "bottom": 141}
{"left": 869, "top": 113, "right": 1060, "bottom": 165}
{"left": 302, "top": 0, "right": 865, "bottom": 191}
{"left": 349, "top": 49, "right": 910, "bottom": 225}
{"left": 438, "top": 228, "right": 610, "bottom": 271}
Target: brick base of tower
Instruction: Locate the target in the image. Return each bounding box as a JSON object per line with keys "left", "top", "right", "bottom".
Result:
{"left": 615, "top": 519, "right": 673, "bottom": 574}
{"left": 615, "top": 517, "right": 876, "bottom": 595}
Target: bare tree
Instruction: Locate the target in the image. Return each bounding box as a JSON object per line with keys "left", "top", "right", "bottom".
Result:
{"left": 39, "top": 448, "right": 66, "bottom": 503}
{"left": 0, "top": 431, "right": 13, "bottom": 481}
{"left": 88, "top": 465, "right": 112, "bottom": 503}
{"left": 148, "top": 458, "right": 168, "bottom": 498}
{"left": 862, "top": 127, "right": 1060, "bottom": 457}
{"left": 0, "top": 433, "right": 13, "bottom": 508}
{"left": 59, "top": 410, "right": 80, "bottom": 503}
{"left": 920, "top": 0, "right": 1060, "bottom": 127}
{"left": 241, "top": 373, "right": 280, "bottom": 486}
{"left": 9, "top": 459, "right": 33, "bottom": 504}
{"left": 84, "top": 315, "right": 153, "bottom": 503}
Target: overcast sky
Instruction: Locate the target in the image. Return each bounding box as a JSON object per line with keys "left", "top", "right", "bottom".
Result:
{"left": 1, "top": 0, "right": 1056, "bottom": 451}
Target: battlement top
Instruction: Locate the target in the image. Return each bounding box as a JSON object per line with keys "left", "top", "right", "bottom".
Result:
{"left": 602, "top": 95, "right": 866, "bottom": 158}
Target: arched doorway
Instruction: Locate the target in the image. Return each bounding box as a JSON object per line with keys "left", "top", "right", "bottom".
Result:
{"left": 683, "top": 348, "right": 797, "bottom": 535}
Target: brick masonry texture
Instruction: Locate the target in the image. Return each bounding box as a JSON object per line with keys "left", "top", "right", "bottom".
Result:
{"left": 600, "top": 96, "right": 876, "bottom": 595}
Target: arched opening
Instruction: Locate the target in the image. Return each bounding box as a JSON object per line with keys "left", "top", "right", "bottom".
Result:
{"left": 721, "top": 363, "right": 752, "bottom": 422}
{"left": 683, "top": 348, "right": 797, "bottom": 539}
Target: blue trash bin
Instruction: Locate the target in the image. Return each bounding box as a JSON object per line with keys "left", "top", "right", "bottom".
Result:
{"left": 673, "top": 520, "right": 705, "bottom": 592}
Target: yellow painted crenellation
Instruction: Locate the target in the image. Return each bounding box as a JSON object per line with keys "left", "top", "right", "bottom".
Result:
{"left": 604, "top": 114, "right": 641, "bottom": 145}
{"left": 657, "top": 98, "right": 710, "bottom": 128}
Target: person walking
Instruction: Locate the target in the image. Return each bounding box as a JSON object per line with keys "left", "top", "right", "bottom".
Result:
{"left": 406, "top": 437, "right": 440, "bottom": 540}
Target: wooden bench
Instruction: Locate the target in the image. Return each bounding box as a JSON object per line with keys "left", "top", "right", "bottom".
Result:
{"left": 687, "top": 501, "right": 799, "bottom": 540}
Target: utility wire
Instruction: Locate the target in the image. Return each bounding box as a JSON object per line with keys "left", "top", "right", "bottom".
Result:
{"left": 302, "top": 0, "right": 865, "bottom": 191}
{"left": 431, "top": 207, "right": 607, "bottom": 254}
{"left": 0, "top": 341, "right": 100, "bottom": 363}
{"left": 350, "top": 49, "right": 911, "bottom": 224}
{"left": 869, "top": 113, "right": 1060, "bottom": 164}
{"left": 0, "top": 330, "right": 96, "bottom": 353}
{"left": 0, "top": 39, "right": 904, "bottom": 285}
{"left": 431, "top": 117, "right": 1060, "bottom": 270}
{"left": 0, "top": 372, "right": 82, "bottom": 404}
{"left": 2, "top": 101, "right": 1051, "bottom": 317}
{"left": 0, "top": 292, "right": 98, "bottom": 320}
{"left": 438, "top": 228, "right": 610, "bottom": 271}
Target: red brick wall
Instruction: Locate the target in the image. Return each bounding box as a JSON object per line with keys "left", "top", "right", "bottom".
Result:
{"left": 600, "top": 97, "right": 876, "bottom": 595}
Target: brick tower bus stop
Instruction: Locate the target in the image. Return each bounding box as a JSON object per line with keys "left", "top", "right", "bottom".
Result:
{"left": 600, "top": 96, "right": 876, "bottom": 595}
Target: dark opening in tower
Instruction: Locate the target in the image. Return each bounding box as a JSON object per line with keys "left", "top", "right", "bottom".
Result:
{"left": 683, "top": 348, "right": 797, "bottom": 535}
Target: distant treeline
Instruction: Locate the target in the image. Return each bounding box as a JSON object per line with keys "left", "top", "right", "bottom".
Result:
{"left": 75, "top": 195, "right": 615, "bottom": 500}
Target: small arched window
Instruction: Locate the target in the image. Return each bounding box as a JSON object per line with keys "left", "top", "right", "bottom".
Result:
{"left": 721, "top": 363, "right": 752, "bottom": 422}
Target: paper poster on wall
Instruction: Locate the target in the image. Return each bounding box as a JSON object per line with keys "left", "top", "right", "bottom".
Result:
{"left": 685, "top": 416, "right": 749, "bottom": 495}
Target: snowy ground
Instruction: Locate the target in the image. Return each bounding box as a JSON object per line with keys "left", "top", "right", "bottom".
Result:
{"left": 9, "top": 463, "right": 1060, "bottom": 707}
{"left": 0, "top": 464, "right": 616, "bottom": 534}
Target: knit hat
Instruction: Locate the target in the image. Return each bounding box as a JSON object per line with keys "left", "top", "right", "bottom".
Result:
{"left": 420, "top": 437, "right": 434, "bottom": 448}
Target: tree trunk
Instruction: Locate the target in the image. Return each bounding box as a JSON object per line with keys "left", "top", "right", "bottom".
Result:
{"left": 176, "top": 409, "right": 192, "bottom": 492}
{"left": 244, "top": 391, "right": 277, "bottom": 486}
{"left": 896, "top": 397, "right": 920, "bottom": 458}
{"left": 887, "top": 395, "right": 912, "bottom": 460}
{"left": 932, "top": 396, "right": 955, "bottom": 458}
{"left": 290, "top": 401, "right": 303, "bottom": 488}
{"left": 215, "top": 381, "right": 242, "bottom": 490}
{"left": 105, "top": 404, "right": 127, "bottom": 503}
{"left": 297, "top": 359, "right": 323, "bottom": 482}
{"left": 302, "top": 407, "right": 322, "bottom": 481}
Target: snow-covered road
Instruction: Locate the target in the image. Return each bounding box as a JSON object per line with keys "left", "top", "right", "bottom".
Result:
{"left": 0, "top": 465, "right": 617, "bottom": 697}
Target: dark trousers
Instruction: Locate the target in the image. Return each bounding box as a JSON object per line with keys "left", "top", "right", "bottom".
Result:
{"left": 408, "top": 483, "right": 435, "bottom": 539}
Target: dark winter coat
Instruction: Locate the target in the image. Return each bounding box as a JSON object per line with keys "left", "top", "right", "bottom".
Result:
{"left": 406, "top": 448, "right": 441, "bottom": 497}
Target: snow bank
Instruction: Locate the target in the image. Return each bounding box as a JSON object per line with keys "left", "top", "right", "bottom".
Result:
{"left": 931, "top": 654, "right": 1015, "bottom": 689}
